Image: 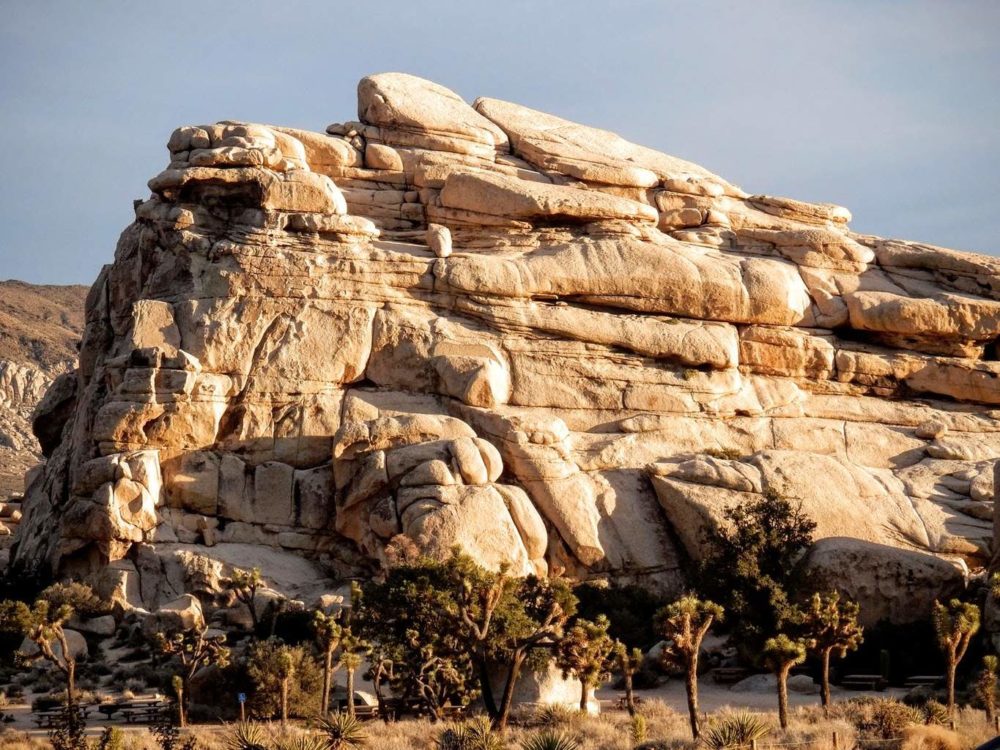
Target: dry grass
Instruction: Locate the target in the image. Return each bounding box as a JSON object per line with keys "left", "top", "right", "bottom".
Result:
{"left": 902, "top": 725, "right": 962, "bottom": 750}
{"left": 0, "top": 701, "right": 993, "bottom": 750}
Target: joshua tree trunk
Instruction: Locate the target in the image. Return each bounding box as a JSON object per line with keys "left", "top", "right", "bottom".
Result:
{"left": 579, "top": 681, "right": 591, "bottom": 713}
{"left": 777, "top": 665, "right": 791, "bottom": 729}
{"left": 346, "top": 665, "right": 356, "bottom": 719}
{"left": 685, "top": 651, "right": 701, "bottom": 739}
{"left": 280, "top": 675, "right": 289, "bottom": 726}
{"left": 321, "top": 645, "right": 333, "bottom": 715}
{"left": 947, "top": 651, "right": 958, "bottom": 716}
{"left": 821, "top": 647, "right": 832, "bottom": 715}
{"left": 496, "top": 651, "right": 526, "bottom": 731}
{"left": 372, "top": 672, "right": 387, "bottom": 724}
{"left": 65, "top": 659, "right": 76, "bottom": 707}
{"left": 176, "top": 679, "right": 187, "bottom": 728}
{"left": 478, "top": 659, "right": 498, "bottom": 718}
{"left": 624, "top": 669, "right": 636, "bottom": 717}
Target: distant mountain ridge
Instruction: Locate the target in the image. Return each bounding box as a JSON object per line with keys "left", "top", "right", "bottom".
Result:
{"left": 0, "top": 280, "right": 87, "bottom": 497}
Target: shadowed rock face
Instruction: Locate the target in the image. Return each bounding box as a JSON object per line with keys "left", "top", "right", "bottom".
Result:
{"left": 10, "top": 73, "right": 1000, "bottom": 620}
{"left": 0, "top": 282, "right": 86, "bottom": 498}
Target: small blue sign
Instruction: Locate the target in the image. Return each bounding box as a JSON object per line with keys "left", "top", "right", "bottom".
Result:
{"left": 238, "top": 693, "right": 247, "bottom": 704}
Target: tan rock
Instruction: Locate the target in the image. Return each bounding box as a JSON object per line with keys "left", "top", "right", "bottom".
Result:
{"left": 10, "top": 73, "right": 1000, "bottom": 626}
{"left": 440, "top": 171, "right": 658, "bottom": 224}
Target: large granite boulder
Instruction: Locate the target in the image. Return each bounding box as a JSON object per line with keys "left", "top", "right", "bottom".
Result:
{"left": 8, "top": 73, "right": 999, "bottom": 622}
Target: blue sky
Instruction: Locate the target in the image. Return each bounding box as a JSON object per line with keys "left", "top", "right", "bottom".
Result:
{"left": 1, "top": 0, "right": 998, "bottom": 285}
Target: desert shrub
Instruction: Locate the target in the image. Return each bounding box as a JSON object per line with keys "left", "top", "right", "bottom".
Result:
{"left": 835, "top": 698, "right": 922, "bottom": 746}
{"left": 124, "top": 677, "right": 147, "bottom": 693}
{"left": 244, "top": 639, "right": 321, "bottom": 720}
{"left": 95, "top": 727, "right": 126, "bottom": 750}
{"left": 631, "top": 713, "right": 648, "bottom": 744}
{"left": 702, "top": 710, "right": 770, "bottom": 750}
{"left": 519, "top": 731, "right": 580, "bottom": 750}
{"left": 315, "top": 712, "right": 366, "bottom": 750}
{"left": 901, "top": 725, "right": 960, "bottom": 750}
{"left": 699, "top": 489, "right": 816, "bottom": 655}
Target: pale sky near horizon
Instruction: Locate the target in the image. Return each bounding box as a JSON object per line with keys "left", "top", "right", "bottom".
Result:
{"left": 1, "top": 0, "right": 998, "bottom": 286}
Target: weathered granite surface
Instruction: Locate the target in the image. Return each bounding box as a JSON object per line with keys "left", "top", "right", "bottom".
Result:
{"left": 10, "top": 73, "right": 999, "bottom": 622}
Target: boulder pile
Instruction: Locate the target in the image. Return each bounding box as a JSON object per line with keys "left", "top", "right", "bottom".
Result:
{"left": 10, "top": 73, "right": 999, "bottom": 624}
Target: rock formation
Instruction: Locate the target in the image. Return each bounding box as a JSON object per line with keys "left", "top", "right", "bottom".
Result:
{"left": 0, "top": 281, "right": 86, "bottom": 558}
{"left": 10, "top": 73, "right": 999, "bottom": 623}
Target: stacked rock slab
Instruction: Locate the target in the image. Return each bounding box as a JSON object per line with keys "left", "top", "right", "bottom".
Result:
{"left": 10, "top": 73, "right": 1000, "bottom": 623}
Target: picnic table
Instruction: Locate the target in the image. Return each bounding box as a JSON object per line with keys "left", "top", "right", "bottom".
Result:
{"left": 97, "top": 699, "right": 170, "bottom": 724}
{"left": 615, "top": 694, "right": 645, "bottom": 710}
{"left": 32, "top": 704, "right": 94, "bottom": 728}
{"left": 840, "top": 674, "right": 887, "bottom": 691}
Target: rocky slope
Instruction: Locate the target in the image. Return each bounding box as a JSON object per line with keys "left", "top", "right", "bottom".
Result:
{"left": 0, "top": 281, "right": 86, "bottom": 497}
{"left": 9, "top": 74, "right": 999, "bottom": 623}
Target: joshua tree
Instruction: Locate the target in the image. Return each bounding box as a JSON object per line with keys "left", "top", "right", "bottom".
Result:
{"left": 492, "top": 575, "right": 575, "bottom": 731}
{"left": 801, "top": 591, "right": 863, "bottom": 714}
{"left": 763, "top": 634, "right": 807, "bottom": 730}
{"left": 976, "top": 655, "right": 998, "bottom": 723}
{"left": 226, "top": 567, "right": 264, "bottom": 632}
{"left": 157, "top": 625, "right": 231, "bottom": 727}
{"left": 654, "top": 595, "right": 724, "bottom": 739}
{"left": 453, "top": 556, "right": 512, "bottom": 718}
{"left": 313, "top": 609, "right": 344, "bottom": 715}
{"left": 614, "top": 642, "right": 644, "bottom": 717}
{"left": 0, "top": 582, "right": 103, "bottom": 707}
{"left": 275, "top": 645, "right": 295, "bottom": 726}
{"left": 933, "top": 598, "right": 981, "bottom": 715}
{"left": 554, "top": 615, "right": 616, "bottom": 713}
{"left": 339, "top": 634, "right": 366, "bottom": 720}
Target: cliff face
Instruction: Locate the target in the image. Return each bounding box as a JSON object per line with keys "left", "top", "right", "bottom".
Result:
{"left": 0, "top": 281, "right": 86, "bottom": 498}
{"left": 11, "top": 74, "right": 999, "bottom": 622}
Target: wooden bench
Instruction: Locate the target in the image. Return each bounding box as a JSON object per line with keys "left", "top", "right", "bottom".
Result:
{"left": 840, "top": 674, "right": 887, "bottom": 691}
{"left": 32, "top": 710, "right": 62, "bottom": 728}
{"left": 32, "top": 705, "right": 94, "bottom": 727}
{"left": 122, "top": 707, "right": 169, "bottom": 724}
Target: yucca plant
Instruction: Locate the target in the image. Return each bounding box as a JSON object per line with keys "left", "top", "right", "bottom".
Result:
{"left": 276, "top": 734, "right": 328, "bottom": 750}
{"left": 532, "top": 704, "right": 575, "bottom": 728}
{"left": 921, "top": 700, "right": 950, "bottom": 727}
{"left": 519, "top": 731, "right": 580, "bottom": 750}
{"left": 225, "top": 721, "right": 270, "bottom": 750}
{"left": 702, "top": 711, "right": 770, "bottom": 750}
{"left": 316, "top": 712, "right": 366, "bottom": 749}
{"left": 437, "top": 716, "right": 505, "bottom": 750}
